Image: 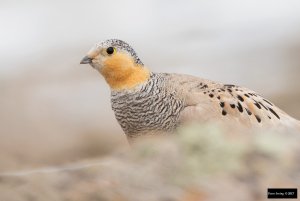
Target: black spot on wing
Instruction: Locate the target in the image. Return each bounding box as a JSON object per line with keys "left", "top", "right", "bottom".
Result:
{"left": 224, "top": 84, "right": 236, "bottom": 88}
{"left": 200, "top": 84, "right": 208, "bottom": 89}
{"left": 237, "top": 102, "right": 243, "bottom": 113}
{"left": 258, "top": 102, "right": 269, "bottom": 111}
{"left": 254, "top": 102, "right": 261, "bottom": 109}
{"left": 245, "top": 108, "right": 252, "bottom": 115}
{"left": 237, "top": 95, "right": 244, "bottom": 102}
{"left": 263, "top": 99, "right": 273, "bottom": 106}
{"left": 196, "top": 83, "right": 203, "bottom": 88}
{"left": 248, "top": 93, "right": 258, "bottom": 97}
{"left": 255, "top": 115, "right": 261, "bottom": 123}
{"left": 269, "top": 107, "right": 280, "bottom": 119}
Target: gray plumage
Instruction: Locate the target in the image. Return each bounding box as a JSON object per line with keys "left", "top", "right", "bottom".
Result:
{"left": 111, "top": 73, "right": 184, "bottom": 138}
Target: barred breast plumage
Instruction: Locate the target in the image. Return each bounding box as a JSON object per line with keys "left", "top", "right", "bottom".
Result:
{"left": 111, "top": 73, "right": 184, "bottom": 138}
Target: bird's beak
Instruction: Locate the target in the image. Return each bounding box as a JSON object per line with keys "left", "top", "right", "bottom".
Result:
{"left": 80, "top": 56, "right": 92, "bottom": 64}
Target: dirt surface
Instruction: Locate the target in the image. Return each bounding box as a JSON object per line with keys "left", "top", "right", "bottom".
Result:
{"left": 0, "top": 124, "right": 299, "bottom": 201}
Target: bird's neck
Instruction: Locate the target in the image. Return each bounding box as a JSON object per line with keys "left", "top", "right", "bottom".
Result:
{"left": 100, "top": 53, "right": 150, "bottom": 90}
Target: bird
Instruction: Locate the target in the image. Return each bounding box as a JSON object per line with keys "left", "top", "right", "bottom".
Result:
{"left": 80, "top": 39, "right": 300, "bottom": 139}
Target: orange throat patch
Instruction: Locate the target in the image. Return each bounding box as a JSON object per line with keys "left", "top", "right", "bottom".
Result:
{"left": 100, "top": 53, "right": 150, "bottom": 90}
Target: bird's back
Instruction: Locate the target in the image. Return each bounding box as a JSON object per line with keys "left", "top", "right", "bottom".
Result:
{"left": 165, "top": 73, "right": 300, "bottom": 131}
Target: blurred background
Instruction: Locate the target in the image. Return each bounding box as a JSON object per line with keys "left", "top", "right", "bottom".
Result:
{"left": 1, "top": 0, "right": 300, "bottom": 174}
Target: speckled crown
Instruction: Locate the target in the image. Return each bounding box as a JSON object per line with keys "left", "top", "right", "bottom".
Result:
{"left": 97, "top": 39, "right": 144, "bottom": 65}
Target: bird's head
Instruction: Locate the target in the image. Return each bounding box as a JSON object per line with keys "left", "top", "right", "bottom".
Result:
{"left": 80, "top": 39, "right": 150, "bottom": 90}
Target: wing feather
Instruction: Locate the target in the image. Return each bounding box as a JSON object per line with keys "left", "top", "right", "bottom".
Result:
{"left": 165, "top": 73, "right": 299, "bottom": 130}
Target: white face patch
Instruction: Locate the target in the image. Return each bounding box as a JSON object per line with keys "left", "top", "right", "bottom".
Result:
{"left": 90, "top": 55, "right": 106, "bottom": 71}
{"left": 86, "top": 45, "right": 107, "bottom": 71}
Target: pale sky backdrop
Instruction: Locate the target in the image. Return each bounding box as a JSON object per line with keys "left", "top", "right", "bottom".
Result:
{"left": 1, "top": 0, "right": 300, "bottom": 88}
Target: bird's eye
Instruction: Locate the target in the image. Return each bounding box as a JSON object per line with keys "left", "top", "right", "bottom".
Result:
{"left": 106, "top": 47, "right": 115, "bottom": 55}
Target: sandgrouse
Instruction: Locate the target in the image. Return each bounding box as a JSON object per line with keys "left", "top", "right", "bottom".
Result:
{"left": 80, "top": 39, "right": 300, "bottom": 139}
